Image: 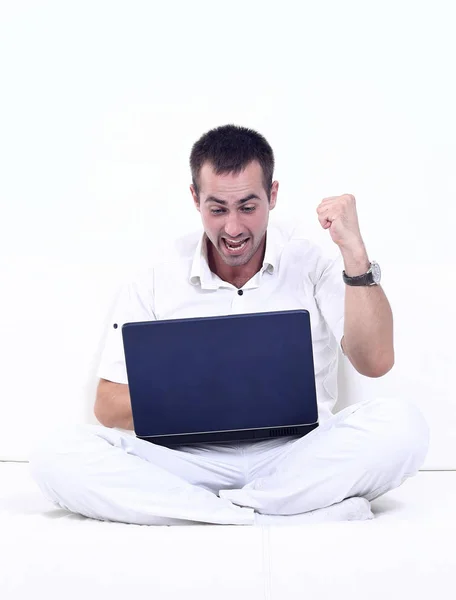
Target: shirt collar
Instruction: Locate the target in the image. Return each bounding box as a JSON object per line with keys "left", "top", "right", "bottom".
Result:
{"left": 189, "top": 233, "right": 219, "bottom": 289}
{"left": 189, "top": 226, "right": 282, "bottom": 289}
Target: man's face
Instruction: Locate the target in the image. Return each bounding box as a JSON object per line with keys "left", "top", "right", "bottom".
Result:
{"left": 191, "top": 160, "right": 278, "bottom": 268}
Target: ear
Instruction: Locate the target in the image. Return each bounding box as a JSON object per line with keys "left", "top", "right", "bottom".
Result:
{"left": 190, "top": 184, "right": 200, "bottom": 212}
{"left": 269, "top": 180, "right": 279, "bottom": 210}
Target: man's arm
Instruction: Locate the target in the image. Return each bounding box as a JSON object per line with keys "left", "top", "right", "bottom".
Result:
{"left": 340, "top": 243, "right": 394, "bottom": 378}
{"left": 316, "top": 194, "right": 394, "bottom": 379}
{"left": 94, "top": 379, "right": 134, "bottom": 430}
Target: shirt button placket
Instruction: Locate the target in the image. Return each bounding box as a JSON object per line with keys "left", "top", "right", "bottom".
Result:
{"left": 231, "top": 288, "right": 246, "bottom": 313}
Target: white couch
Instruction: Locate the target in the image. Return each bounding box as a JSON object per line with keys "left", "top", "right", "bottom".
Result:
{"left": 1, "top": 334, "right": 454, "bottom": 599}
{"left": 0, "top": 461, "right": 455, "bottom": 600}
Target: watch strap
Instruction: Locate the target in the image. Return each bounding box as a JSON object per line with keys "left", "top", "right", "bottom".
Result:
{"left": 342, "top": 266, "right": 375, "bottom": 286}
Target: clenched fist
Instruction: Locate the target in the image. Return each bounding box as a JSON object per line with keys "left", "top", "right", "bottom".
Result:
{"left": 317, "top": 194, "right": 364, "bottom": 250}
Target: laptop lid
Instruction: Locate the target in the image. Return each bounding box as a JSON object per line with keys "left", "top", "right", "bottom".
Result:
{"left": 122, "top": 310, "right": 319, "bottom": 445}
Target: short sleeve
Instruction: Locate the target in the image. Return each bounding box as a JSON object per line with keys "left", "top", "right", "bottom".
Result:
{"left": 314, "top": 251, "right": 346, "bottom": 355}
{"left": 96, "top": 271, "right": 156, "bottom": 384}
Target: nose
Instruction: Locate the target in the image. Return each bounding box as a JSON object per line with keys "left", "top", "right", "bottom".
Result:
{"left": 224, "top": 214, "right": 243, "bottom": 238}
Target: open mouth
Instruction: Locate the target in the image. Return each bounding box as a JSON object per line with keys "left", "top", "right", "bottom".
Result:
{"left": 222, "top": 238, "right": 249, "bottom": 254}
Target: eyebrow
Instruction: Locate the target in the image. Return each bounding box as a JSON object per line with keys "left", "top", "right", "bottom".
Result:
{"left": 205, "top": 194, "right": 261, "bottom": 205}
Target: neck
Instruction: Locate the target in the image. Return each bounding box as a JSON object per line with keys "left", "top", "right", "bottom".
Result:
{"left": 207, "top": 234, "right": 266, "bottom": 289}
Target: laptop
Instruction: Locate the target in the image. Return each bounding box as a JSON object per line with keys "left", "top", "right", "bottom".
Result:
{"left": 122, "top": 310, "right": 319, "bottom": 446}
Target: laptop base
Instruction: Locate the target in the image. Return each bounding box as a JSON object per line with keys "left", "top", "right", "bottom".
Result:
{"left": 135, "top": 422, "right": 319, "bottom": 446}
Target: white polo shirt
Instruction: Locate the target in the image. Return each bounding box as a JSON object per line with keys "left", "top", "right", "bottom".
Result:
{"left": 97, "top": 222, "right": 346, "bottom": 422}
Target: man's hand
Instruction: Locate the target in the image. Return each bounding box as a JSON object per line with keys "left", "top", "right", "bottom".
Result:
{"left": 316, "top": 194, "right": 364, "bottom": 251}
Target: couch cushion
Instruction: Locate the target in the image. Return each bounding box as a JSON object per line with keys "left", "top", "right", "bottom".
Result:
{"left": 0, "top": 463, "right": 453, "bottom": 600}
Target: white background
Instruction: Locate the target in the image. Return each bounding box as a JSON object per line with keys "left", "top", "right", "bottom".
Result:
{"left": 0, "top": 0, "right": 454, "bottom": 465}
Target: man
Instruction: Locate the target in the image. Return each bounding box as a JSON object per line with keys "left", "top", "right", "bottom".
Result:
{"left": 30, "top": 124, "right": 429, "bottom": 526}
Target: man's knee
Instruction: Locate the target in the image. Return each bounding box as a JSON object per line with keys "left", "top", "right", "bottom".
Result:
{"left": 29, "top": 424, "right": 107, "bottom": 488}
{"left": 359, "top": 397, "right": 430, "bottom": 471}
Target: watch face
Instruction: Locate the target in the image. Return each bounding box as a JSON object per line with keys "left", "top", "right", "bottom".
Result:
{"left": 371, "top": 261, "right": 381, "bottom": 284}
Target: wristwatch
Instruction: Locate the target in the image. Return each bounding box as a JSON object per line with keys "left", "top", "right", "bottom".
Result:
{"left": 343, "top": 261, "right": 381, "bottom": 286}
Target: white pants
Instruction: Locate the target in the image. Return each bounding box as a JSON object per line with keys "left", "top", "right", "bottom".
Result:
{"left": 29, "top": 397, "right": 430, "bottom": 525}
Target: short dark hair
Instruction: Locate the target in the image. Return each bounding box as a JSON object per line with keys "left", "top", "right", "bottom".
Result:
{"left": 190, "top": 124, "right": 275, "bottom": 200}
